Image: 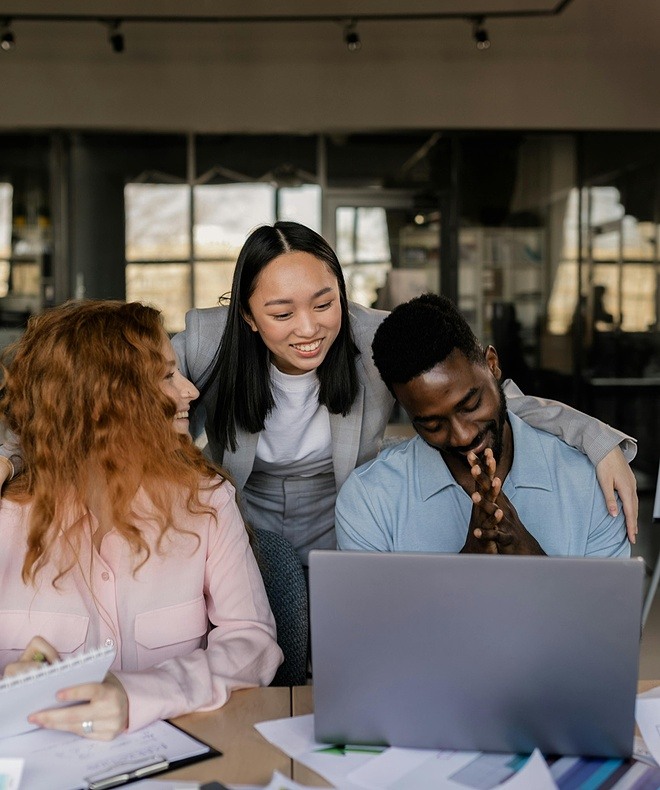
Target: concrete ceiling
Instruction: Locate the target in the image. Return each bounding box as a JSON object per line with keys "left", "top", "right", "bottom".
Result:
{"left": 0, "top": 0, "right": 657, "bottom": 131}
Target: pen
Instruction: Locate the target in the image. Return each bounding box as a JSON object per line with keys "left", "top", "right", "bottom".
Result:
{"left": 87, "top": 758, "right": 170, "bottom": 790}
{"left": 32, "top": 651, "right": 49, "bottom": 664}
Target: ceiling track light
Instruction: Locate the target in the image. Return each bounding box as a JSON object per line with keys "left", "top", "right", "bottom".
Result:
{"left": 472, "top": 16, "right": 491, "bottom": 50}
{"left": 343, "top": 19, "right": 361, "bottom": 52}
{"left": 1, "top": 18, "right": 15, "bottom": 51}
{"left": 0, "top": 4, "right": 575, "bottom": 53}
{"left": 108, "top": 19, "right": 125, "bottom": 54}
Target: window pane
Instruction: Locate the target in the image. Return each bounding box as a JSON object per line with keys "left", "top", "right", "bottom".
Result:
{"left": 547, "top": 261, "right": 578, "bottom": 335}
{"left": 589, "top": 187, "right": 624, "bottom": 225}
{"left": 278, "top": 185, "right": 321, "bottom": 231}
{"left": 125, "top": 184, "right": 190, "bottom": 262}
{"left": 0, "top": 261, "right": 9, "bottom": 298}
{"left": 193, "top": 262, "right": 236, "bottom": 309}
{"left": 193, "top": 183, "right": 274, "bottom": 260}
{"left": 0, "top": 184, "right": 12, "bottom": 299}
{"left": 0, "top": 183, "right": 12, "bottom": 258}
{"left": 589, "top": 187, "right": 624, "bottom": 261}
{"left": 11, "top": 263, "right": 40, "bottom": 297}
{"left": 126, "top": 263, "right": 191, "bottom": 333}
{"left": 623, "top": 217, "right": 655, "bottom": 261}
{"left": 336, "top": 207, "right": 392, "bottom": 306}
{"left": 592, "top": 263, "right": 656, "bottom": 333}
{"left": 336, "top": 207, "right": 391, "bottom": 265}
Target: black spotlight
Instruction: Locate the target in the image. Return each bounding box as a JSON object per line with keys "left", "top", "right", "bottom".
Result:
{"left": 344, "top": 21, "right": 361, "bottom": 52}
{"left": 473, "top": 17, "right": 490, "bottom": 50}
{"left": 108, "top": 20, "right": 125, "bottom": 53}
{"left": 0, "top": 20, "right": 14, "bottom": 51}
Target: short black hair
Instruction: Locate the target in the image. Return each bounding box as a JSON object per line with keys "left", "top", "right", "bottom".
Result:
{"left": 372, "top": 293, "right": 484, "bottom": 390}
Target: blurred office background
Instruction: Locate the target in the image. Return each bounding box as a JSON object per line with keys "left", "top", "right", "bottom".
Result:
{"left": 1, "top": 0, "right": 659, "bottom": 656}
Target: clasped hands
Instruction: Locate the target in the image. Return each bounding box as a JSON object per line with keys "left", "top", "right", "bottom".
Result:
{"left": 460, "top": 448, "right": 546, "bottom": 556}
{"left": 3, "top": 635, "right": 129, "bottom": 740}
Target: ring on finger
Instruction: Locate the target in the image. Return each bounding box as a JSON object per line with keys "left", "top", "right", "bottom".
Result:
{"left": 82, "top": 720, "right": 94, "bottom": 735}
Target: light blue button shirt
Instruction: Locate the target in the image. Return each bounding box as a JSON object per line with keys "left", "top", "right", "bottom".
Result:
{"left": 336, "top": 411, "right": 629, "bottom": 558}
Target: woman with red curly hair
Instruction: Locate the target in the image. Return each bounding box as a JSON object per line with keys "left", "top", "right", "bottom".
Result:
{"left": 0, "top": 300, "right": 282, "bottom": 740}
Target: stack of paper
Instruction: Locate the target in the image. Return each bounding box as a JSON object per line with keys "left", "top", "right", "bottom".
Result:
{"left": 255, "top": 692, "right": 660, "bottom": 790}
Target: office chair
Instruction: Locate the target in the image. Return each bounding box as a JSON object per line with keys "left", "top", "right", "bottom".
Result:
{"left": 252, "top": 527, "right": 309, "bottom": 687}
{"left": 641, "top": 461, "right": 660, "bottom": 628}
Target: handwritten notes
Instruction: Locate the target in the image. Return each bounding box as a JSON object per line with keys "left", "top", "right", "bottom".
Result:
{"left": 0, "top": 720, "right": 210, "bottom": 790}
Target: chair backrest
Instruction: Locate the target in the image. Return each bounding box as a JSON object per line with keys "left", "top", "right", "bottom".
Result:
{"left": 252, "top": 527, "right": 309, "bottom": 687}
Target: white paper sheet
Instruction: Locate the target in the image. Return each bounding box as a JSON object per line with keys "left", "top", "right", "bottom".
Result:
{"left": 351, "top": 747, "right": 479, "bottom": 789}
{"left": 222, "top": 773, "right": 327, "bottom": 790}
{"left": 0, "top": 645, "right": 115, "bottom": 739}
{"left": 0, "top": 719, "right": 210, "bottom": 790}
{"left": 0, "top": 758, "right": 23, "bottom": 790}
{"left": 635, "top": 687, "right": 660, "bottom": 766}
{"left": 346, "top": 746, "right": 559, "bottom": 789}
{"left": 263, "top": 770, "right": 329, "bottom": 790}
{"left": 256, "top": 714, "right": 381, "bottom": 789}
{"left": 123, "top": 781, "right": 200, "bottom": 789}
{"left": 497, "top": 750, "right": 557, "bottom": 789}
{"left": 633, "top": 734, "right": 658, "bottom": 766}
{"left": 255, "top": 715, "right": 561, "bottom": 790}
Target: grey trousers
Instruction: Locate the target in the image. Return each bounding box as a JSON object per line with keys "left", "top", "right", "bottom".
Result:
{"left": 242, "top": 471, "right": 337, "bottom": 566}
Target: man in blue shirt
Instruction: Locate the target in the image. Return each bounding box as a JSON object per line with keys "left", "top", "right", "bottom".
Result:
{"left": 336, "top": 294, "right": 629, "bottom": 557}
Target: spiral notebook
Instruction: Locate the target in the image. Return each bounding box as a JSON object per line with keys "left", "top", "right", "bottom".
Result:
{"left": 0, "top": 644, "right": 116, "bottom": 739}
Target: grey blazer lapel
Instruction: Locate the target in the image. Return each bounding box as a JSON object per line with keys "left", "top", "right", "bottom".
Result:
{"left": 222, "top": 428, "right": 259, "bottom": 491}
{"left": 330, "top": 383, "right": 365, "bottom": 492}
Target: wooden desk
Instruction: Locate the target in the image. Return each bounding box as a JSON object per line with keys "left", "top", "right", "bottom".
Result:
{"left": 292, "top": 685, "right": 331, "bottom": 787}
{"left": 154, "top": 682, "right": 660, "bottom": 788}
{"left": 162, "top": 686, "right": 291, "bottom": 786}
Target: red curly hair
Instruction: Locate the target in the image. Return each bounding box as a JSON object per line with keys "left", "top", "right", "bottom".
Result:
{"left": 0, "top": 300, "right": 226, "bottom": 584}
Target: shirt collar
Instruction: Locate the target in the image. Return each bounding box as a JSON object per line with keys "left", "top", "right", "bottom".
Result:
{"left": 415, "top": 437, "right": 462, "bottom": 501}
{"left": 415, "top": 409, "right": 554, "bottom": 501}
{"left": 505, "top": 411, "right": 554, "bottom": 493}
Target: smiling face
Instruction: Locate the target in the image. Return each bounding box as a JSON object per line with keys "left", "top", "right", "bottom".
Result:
{"left": 159, "top": 335, "right": 200, "bottom": 434}
{"left": 392, "top": 346, "right": 510, "bottom": 475}
{"left": 244, "top": 251, "right": 343, "bottom": 375}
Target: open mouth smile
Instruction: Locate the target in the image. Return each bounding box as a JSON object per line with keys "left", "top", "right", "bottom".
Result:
{"left": 290, "top": 339, "right": 323, "bottom": 353}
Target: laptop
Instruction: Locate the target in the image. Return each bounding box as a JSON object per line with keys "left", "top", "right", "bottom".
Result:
{"left": 309, "top": 550, "right": 644, "bottom": 757}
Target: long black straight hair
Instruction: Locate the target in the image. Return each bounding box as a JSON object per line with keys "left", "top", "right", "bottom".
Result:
{"left": 204, "top": 221, "right": 359, "bottom": 453}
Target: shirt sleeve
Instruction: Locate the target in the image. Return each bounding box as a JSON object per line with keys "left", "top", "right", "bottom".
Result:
{"left": 503, "top": 379, "right": 637, "bottom": 467}
{"left": 585, "top": 492, "right": 630, "bottom": 558}
{"left": 336, "top": 471, "right": 394, "bottom": 552}
{"left": 114, "top": 485, "right": 283, "bottom": 732}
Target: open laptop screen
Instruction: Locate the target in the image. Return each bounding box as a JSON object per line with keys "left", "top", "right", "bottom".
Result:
{"left": 310, "top": 551, "right": 644, "bottom": 757}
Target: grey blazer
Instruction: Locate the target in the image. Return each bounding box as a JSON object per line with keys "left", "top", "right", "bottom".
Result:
{"left": 172, "top": 302, "right": 395, "bottom": 492}
{"left": 0, "top": 305, "right": 636, "bottom": 481}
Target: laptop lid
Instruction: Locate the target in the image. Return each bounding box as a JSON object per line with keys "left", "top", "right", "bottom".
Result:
{"left": 309, "top": 551, "right": 644, "bottom": 757}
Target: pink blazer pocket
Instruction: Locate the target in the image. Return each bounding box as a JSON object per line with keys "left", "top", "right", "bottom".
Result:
{"left": 133, "top": 596, "right": 208, "bottom": 669}
{"left": 0, "top": 610, "right": 88, "bottom": 668}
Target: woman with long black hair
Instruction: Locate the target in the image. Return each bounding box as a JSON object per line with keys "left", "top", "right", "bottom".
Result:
{"left": 171, "top": 221, "right": 637, "bottom": 563}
